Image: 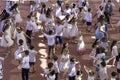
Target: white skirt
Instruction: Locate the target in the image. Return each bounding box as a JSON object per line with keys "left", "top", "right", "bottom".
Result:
{"left": 63, "top": 24, "right": 72, "bottom": 38}
{"left": 0, "top": 35, "right": 14, "bottom": 47}
{"left": 69, "top": 25, "right": 78, "bottom": 37}
{"left": 31, "top": 22, "right": 39, "bottom": 32}
{"left": 15, "top": 13, "right": 22, "bottom": 23}
{"left": 59, "top": 61, "right": 69, "bottom": 72}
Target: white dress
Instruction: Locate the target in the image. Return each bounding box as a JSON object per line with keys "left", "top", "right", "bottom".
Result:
{"left": 59, "top": 54, "right": 70, "bottom": 72}
{"left": 14, "top": 8, "right": 22, "bottom": 23}
{"left": 69, "top": 23, "right": 78, "bottom": 37}
{"left": 55, "top": 4, "right": 62, "bottom": 17}
{"left": 0, "top": 26, "right": 14, "bottom": 47}
{"left": 111, "top": 45, "right": 118, "bottom": 57}
{"left": 39, "top": 8, "right": 47, "bottom": 22}
{"left": 62, "top": 21, "right": 72, "bottom": 38}
{"left": 15, "top": 31, "right": 28, "bottom": 50}
{"left": 99, "top": 67, "right": 107, "bottom": 80}
{"left": 14, "top": 45, "right": 24, "bottom": 60}
{"left": 30, "top": 17, "right": 39, "bottom": 32}
{"left": 40, "top": 0, "right": 48, "bottom": 3}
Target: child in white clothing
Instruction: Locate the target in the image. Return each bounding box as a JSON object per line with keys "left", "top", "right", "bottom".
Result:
{"left": 52, "top": 55, "right": 60, "bottom": 80}
{"left": 84, "top": 65, "right": 95, "bottom": 80}
{"left": 111, "top": 71, "right": 117, "bottom": 80}
{"left": 29, "top": 45, "right": 38, "bottom": 73}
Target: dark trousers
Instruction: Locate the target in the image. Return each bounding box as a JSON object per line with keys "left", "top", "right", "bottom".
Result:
{"left": 68, "top": 76, "right": 76, "bottom": 80}
{"left": 55, "top": 73, "right": 58, "bottom": 80}
{"left": 26, "top": 30, "right": 32, "bottom": 45}
{"left": 48, "top": 45, "right": 54, "bottom": 57}
{"left": 22, "top": 68, "right": 29, "bottom": 80}
{"left": 104, "top": 12, "right": 111, "bottom": 24}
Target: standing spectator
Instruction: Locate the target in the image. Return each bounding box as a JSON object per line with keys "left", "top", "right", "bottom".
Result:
{"left": 21, "top": 50, "right": 30, "bottom": 80}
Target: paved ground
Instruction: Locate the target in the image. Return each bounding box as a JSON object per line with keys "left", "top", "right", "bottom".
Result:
{"left": 0, "top": 0, "right": 120, "bottom": 80}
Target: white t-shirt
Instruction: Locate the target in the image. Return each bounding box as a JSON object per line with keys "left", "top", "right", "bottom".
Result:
{"left": 22, "top": 56, "right": 30, "bottom": 69}
{"left": 68, "top": 63, "right": 76, "bottom": 77}
{"left": 87, "top": 76, "right": 94, "bottom": 80}
{"left": 111, "top": 78, "right": 116, "bottom": 80}
{"left": 112, "top": 46, "right": 118, "bottom": 56}
{"left": 29, "top": 50, "right": 37, "bottom": 62}
{"left": 55, "top": 4, "right": 62, "bottom": 17}
{"left": 46, "top": 74, "right": 55, "bottom": 80}
{"left": 53, "top": 61, "right": 59, "bottom": 73}
{"left": 26, "top": 20, "right": 33, "bottom": 31}
{"left": 85, "top": 12, "right": 92, "bottom": 22}
{"left": 0, "top": 70, "right": 3, "bottom": 79}
{"left": 44, "top": 34, "right": 56, "bottom": 46}
{"left": 97, "top": 9, "right": 104, "bottom": 18}
{"left": 117, "top": 61, "right": 120, "bottom": 69}
{"left": 64, "top": 8, "right": 71, "bottom": 15}
{"left": 55, "top": 25, "right": 64, "bottom": 36}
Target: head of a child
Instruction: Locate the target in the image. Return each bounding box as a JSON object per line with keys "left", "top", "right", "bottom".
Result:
{"left": 88, "top": 8, "right": 91, "bottom": 12}
{"left": 72, "top": 3, "right": 76, "bottom": 8}
{"left": 48, "top": 62, "right": 53, "bottom": 69}
{"left": 63, "top": 49, "right": 69, "bottom": 55}
{"left": 88, "top": 70, "right": 94, "bottom": 77}
{"left": 77, "top": 70, "right": 83, "bottom": 76}
{"left": 16, "top": 27, "right": 22, "bottom": 33}
{"left": 111, "top": 71, "right": 117, "bottom": 78}
{"left": 70, "top": 57, "right": 75, "bottom": 64}
{"left": 52, "top": 55, "right": 58, "bottom": 61}
{"left": 24, "top": 50, "right": 29, "bottom": 56}
{"left": 101, "top": 61, "right": 106, "bottom": 67}
{"left": 29, "top": 45, "right": 34, "bottom": 50}
{"left": 19, "top": 39, "right": 23, "bottom": 46}
{"left": 48, "top": 30, "right": 53, "bottom": 35}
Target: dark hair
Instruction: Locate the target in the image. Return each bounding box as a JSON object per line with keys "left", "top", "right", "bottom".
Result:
{"left": 111, "top": 71, "right": 117, "bottom": 77}
{"left": 52, "top": 55, "right": 58, "bottom": 61}
{"left": 48, "top": 30, "right": 53, "bottom": 35}
{"left": 72, "top": 3, "right": 76, "bottom": 8}
{"left": 10, "top": 3, "right": 18, "bottom": 11}
{"left": 50, "top": 70, "right": 55, "bottom": 75}
{"left": 46, "top": 7, "right": 52, "bottom": 18}
{"left": 101, "top": 61, "right": 106, "bottom": 67}
{"left": 110, "top": 40, "right": 117, "bottom": 52}
{"left": 41, "top": 3, "right": 46, "bottom": 14}
{"left": 61, "top": 43, "right": 68, "bottom": 54}
{"left": 29, "top": 45, "right": 34, "bottom": 50}
{"left": 48, "top": 62, "right": 53, "bottom": 68}
{"left": 0, "top": 9, "right": 10, "bottom": 21}
{"left": 70, "top": 57, "right": 75, "bottom": 63}
{"left": 89, "top": 71, "right": 94, "bottom": 76}
{"left": 92, "top": 39, "right": 99, "bottom": 48}
{"left": 19, "top": 39, "right": 24, "bottom": 45}
{"left": 2, "top": 23, "right": 9, "bottom": 32}
{"left": 76, "top": 70, "right": 83, "bottom": 75}
{"left": 57, "top": 0, "right": 62, "bottom": 6}
{"left": 88, "top": 8, "right": 91, "bottom": 12}
{"left": 24, "top": 50, "right": 29, "bottom": 55}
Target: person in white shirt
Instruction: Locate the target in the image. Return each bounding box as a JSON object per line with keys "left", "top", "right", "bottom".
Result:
{"left": 84, "top": 65, "right": 95, "bottom": 80}
{"left": 111, "top": 71, "right": 117, "bottom": 80}
{"left": 68, "top": 57, "right": 78, "bottom": 80}
{"left": 110, "top": 40, "right": 118, "bottom": 65}
{"left": 85, "top": 8, "right": 92, "bottom": 32}
{"left": 21, "top": 50, "right": 30, "bottom": 80}
{"left": 55, "top": 0, "right": 62, "bottom": 17}
{"left": 54, "top": 19, "right": 64, "bottom": 47}
{"left": 41, "top": 29, "right": 56, "bottom": 59}
{"left": 52, "top": 55, "right": 60, "bottom": 80}
{"left": 29, "top": 45, "right": 38, "bottom": 73}
{"left": 44, "top": 62, "right": 54, "bottom": 80}
{"left": 63, "top": 4, "right": 71, "bottom": 15}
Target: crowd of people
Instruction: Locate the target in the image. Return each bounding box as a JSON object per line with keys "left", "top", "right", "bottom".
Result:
{"left": 0, "top": 0, "right": 120, "bottom": 80}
